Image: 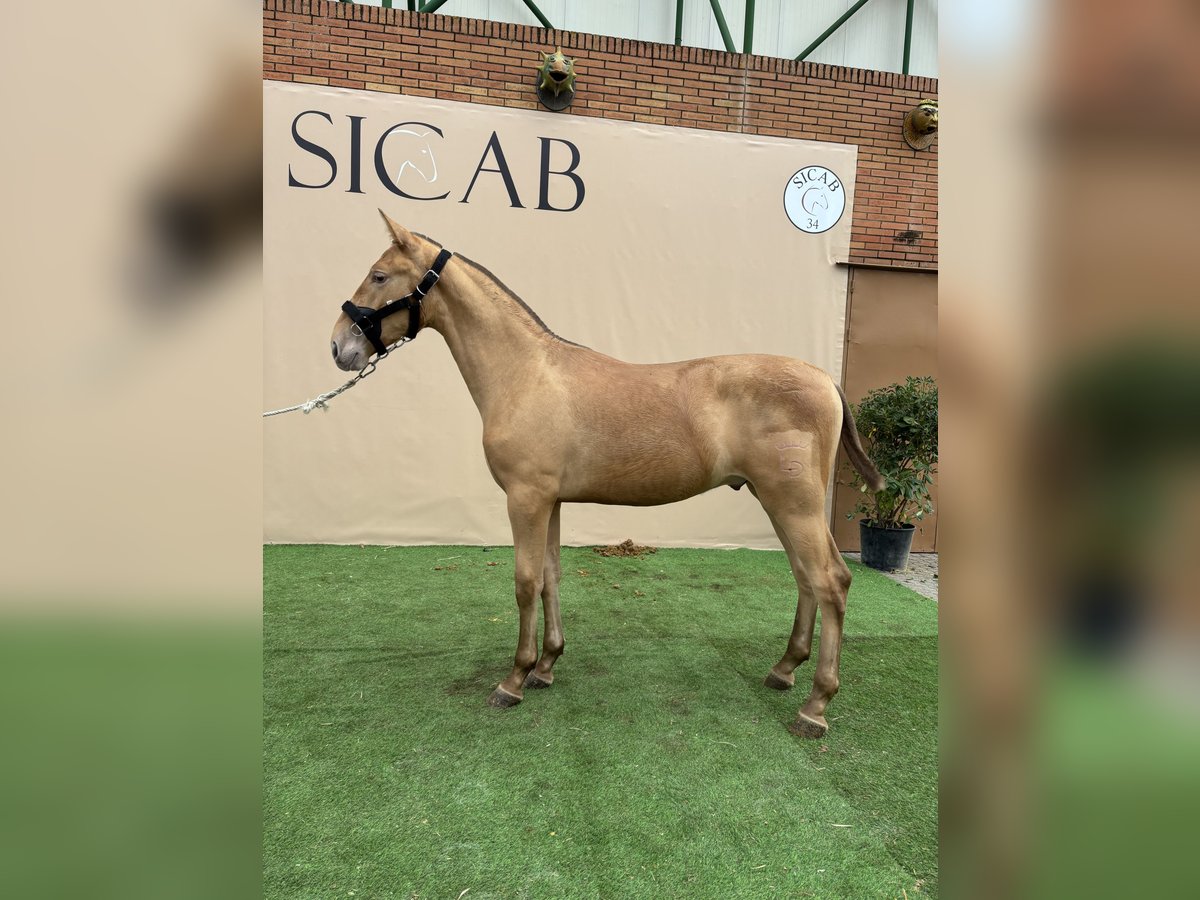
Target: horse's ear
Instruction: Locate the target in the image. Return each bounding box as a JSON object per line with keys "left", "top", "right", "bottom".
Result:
{"left": 377, "top": 209, "right": 414, "bottom": 249}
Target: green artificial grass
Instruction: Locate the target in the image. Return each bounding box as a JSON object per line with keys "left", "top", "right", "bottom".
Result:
{"left": 265, "top": 546, "right": 938, "bottom": 899}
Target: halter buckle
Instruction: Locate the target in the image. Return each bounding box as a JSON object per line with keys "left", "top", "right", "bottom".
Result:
{"left": 414, "top": 268, "right": 441, "bottom": 297}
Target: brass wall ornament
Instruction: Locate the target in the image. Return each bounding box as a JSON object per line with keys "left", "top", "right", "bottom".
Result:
{"left": 903, "top": 99, "right": 938, "bottom": 150}
{"left": 535, "top": 48, "right": 577, "bottom": 111}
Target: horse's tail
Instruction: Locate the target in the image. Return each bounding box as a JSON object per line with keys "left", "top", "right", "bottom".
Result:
{"left": 836, "top": 383, "right": 886, "bottom": 493}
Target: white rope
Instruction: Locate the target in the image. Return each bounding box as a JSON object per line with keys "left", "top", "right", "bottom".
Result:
{"left": 261, "top": 376, "right": 359, "bottom": 417}
{"left": 262, "top": 338, "right": 410, "bottom": 418}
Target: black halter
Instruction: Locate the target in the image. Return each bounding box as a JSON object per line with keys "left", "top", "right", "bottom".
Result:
{"left": 342, "top": 249, "right": 452, "bottom": 356}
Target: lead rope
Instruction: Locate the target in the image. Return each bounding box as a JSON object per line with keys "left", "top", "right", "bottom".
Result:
{"left": 261, "top": 337, "right": 409, "bottom": 418}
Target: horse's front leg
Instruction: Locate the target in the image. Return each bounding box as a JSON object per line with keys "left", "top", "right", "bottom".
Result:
{"left": 487, "top": 489, "right": 555, "bottom": 709}
{"left": 525, "top": 501, "right": 563, "bottom": 689}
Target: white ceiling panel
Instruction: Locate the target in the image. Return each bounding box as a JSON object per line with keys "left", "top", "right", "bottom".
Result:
{"left": 350, "top": 0, "right": 938, "bottom": 77}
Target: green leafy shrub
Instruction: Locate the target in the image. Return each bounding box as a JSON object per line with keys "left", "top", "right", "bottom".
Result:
{"left": 848, "top": 376, "right": 939, "bottom": 528}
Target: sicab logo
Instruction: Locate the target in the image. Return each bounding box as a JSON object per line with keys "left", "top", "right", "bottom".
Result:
{"left": 783, "top": 166, "right": 845, "bottom": 234}
{"left": 286, "top": 111, "right": 585, "bottom": 212}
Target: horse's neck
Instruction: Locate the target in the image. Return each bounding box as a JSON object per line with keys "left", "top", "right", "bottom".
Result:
{"left": 425, "top": 256, "right": 557, "bottom": 416}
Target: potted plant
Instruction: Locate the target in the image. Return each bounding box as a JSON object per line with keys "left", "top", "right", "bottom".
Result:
{"left": 846, "top": 376, "right": 938, "bottom": 572}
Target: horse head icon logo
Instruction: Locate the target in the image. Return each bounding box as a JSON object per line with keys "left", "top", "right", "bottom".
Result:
{"left": 801, "top": 187, "right": 829, "bottom": 216}
{"left": 392, "top": 126, "right": 440, "bottom": 185}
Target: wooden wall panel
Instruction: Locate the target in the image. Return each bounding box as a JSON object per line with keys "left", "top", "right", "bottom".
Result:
{"left": 833, "top": 266, "right": 938, "bottom": 551}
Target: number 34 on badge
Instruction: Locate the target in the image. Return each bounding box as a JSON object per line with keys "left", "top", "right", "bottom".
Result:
{"left": 783, "top": 166, "right": 846, "bottom": 234}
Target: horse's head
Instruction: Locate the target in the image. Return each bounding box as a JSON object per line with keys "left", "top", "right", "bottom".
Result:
{"left": 330, "top": 210, "right": 431, "bottom": 371}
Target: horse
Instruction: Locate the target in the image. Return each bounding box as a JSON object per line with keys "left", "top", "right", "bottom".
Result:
{"left": 328, "top": 211, "right": 885, "bottom": 738}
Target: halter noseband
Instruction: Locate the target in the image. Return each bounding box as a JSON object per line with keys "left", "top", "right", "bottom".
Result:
{"left": 341, "top": 248, "right": 453, "bottom": 357}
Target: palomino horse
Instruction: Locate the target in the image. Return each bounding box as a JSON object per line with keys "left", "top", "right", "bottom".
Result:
{"left": 329, "top": 212, "right": 885, "bottom": 738}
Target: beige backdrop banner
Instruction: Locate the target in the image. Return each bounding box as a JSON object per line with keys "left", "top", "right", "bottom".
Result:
{"left": 264, "top": 82, "right": 856, "bottom": 548}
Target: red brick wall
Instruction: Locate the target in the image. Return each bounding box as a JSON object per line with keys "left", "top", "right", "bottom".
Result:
{"left": 263, "top": 0, "right": 937, "bottom": 269}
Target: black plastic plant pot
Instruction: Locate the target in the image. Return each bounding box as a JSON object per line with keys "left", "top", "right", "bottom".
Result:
{"left": 859, "top": 521, "right": 916, "bottom": 572}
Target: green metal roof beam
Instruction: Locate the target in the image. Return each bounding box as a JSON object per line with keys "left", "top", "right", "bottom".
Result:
{"left": 743, "top": 0, "right": 755, "bottom": 56}
{"left": 418, "top": 0, "right": 551, "bottom": 30}
{"left": 521, "top": 0, "right": 554, "bottom": 30}
{"left": 796, "top": 0, "right": 873, "bottom": 62}
{"left": 675, "top": 0, "right": 684, "bottom": 46}
{"left": 902, "top": 0, "right": 915, "bottom": 74}
{"left": 707, "top": 0, "right": 737, "bottom": 54}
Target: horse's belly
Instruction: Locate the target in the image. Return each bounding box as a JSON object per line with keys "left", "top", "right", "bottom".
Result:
{"left": 558, "top": 452, "right": 715, "bottom": 506}
{"left": 563, "top": 484, "right": 704, "bottom": 506}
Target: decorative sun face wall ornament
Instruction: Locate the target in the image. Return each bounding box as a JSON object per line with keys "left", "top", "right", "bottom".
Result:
{"left": 535, "top": 48, "right": 577, "bottom": 111}
{"left": 903, "top": 99, "right": 939, "bottom": 150}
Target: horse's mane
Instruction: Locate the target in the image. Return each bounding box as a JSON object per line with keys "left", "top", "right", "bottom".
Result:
{"left": 413, "top": 232, "right": 587, "bottom": 350}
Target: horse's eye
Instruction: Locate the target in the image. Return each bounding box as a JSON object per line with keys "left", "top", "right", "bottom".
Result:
{"left": 372, "top": 272, "right": 387, "bottom": 284}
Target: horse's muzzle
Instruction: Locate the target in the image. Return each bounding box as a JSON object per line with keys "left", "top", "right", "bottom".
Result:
{"left": 330, "top": 335, "right": 365, "bottom": 371}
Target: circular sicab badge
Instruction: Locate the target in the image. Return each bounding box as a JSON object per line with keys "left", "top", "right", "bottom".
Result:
{"left": 783, "top": 166, "right": 846, "bottom": 234}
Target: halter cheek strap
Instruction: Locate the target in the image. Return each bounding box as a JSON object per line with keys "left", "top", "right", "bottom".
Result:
{"left": 341, "top": 248, "right": 453, "bottom": 356}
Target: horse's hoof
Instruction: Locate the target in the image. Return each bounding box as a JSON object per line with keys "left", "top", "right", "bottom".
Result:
{"left": 764, "top": 671, "right": 794, "bottom": 691}
{"left": 524, "top": 671, "right": 553, "bottom": 689}
{"left": 486, "top": 687, "right": 522, "bottom": 709}
{"left": 788, "top": 712, "right": 829, "bottom": 739}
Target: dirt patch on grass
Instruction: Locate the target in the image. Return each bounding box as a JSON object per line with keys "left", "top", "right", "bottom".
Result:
{"left": 442, "top": 661, "right": 497, "bottom": 696}
{"left": 593, "top": 539, "right": 658, "bottom": 559}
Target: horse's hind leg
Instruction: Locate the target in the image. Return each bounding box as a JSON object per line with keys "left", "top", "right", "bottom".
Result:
{"left": 791, "top": 523, "right": 852, "bottom": 738}
{"left": 762, "top": 511, "right": 818, "bottom": 692}
{"left": 525, "top": 502, "right": 564, "bottom": 689}
{"left": 757, "top": 494, "right": 852, "bottom": 738}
